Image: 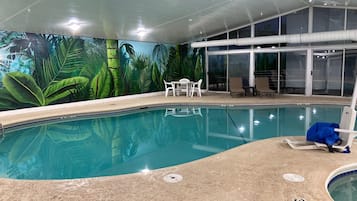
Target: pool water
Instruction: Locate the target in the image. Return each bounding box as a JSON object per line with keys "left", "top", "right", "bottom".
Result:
{"left": 0, "top": 105, "right": 342, "bottom": 179}
{"left": 328, "top": 171, "right": 357, "bottom": 200}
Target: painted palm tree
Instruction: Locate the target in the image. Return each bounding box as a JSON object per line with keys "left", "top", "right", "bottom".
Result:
{"left": 165, "top": 45, "right": 181, "bottom": 81}
{"left": 152, "top": 44, "right": 168, "bottom": 89}
{"left": 119, "top": 42, "right": 135, "bottom": 94}
{"left": 129, "top": 54, "right": 152, "bottom": 93}
{"left": 152, "top": 44, "right": 168, "bottom": 74}
{"left": 106, "top": 39, "right": 120, "bottom": 96}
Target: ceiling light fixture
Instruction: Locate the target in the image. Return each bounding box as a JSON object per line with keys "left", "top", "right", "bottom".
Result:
{"left": 68, "top": 22, "right": 81, "bottom": 31}
{"left": 137, "top": 27, "right": 148, "bottom": 37}
{"left": 65, "top": 19, "right": 82, "bottom": 32}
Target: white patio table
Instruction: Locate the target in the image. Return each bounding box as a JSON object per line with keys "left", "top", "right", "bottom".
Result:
{"left": 171, "top": 80, "right": 193, "bottom": 96}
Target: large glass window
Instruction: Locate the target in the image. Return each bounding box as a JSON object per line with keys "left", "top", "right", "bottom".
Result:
{"left": 228, "top": 54, "right": 250, "bottom": 87}
{"left": 207, "top": 33, "right": 227, "bottom": 51}
{"left": 280, "top": 51, "right": 306, "bottom": 94}
{"left": 208, "top": 55, "right": 227, "bottom": 91}
{"left": 254, "top": 18, "right": 279, "bottom": 37}
{"left": 313, "top": 7, "right": 345, "bottom": 32}
{"left": 281, "top": 8, "right": 308, "bottom": 34}
{"left": 255, "top": 53, "right": 278, "bottom": 91}
{"left": 239, "top": 26, "right": 251, "bottom": 38}
{"left": 229, "top": 29, "right": 238, "bottom": 39}
{"left": 347, "top": 9, "right": 357, "bottom": 30}
{"left": 229, "top": 26, "right": 251, "bottom": 50}
{"left": 312, "top": 50, "right": 343, "bottom": 96}
{"left": 344, "top": 49, "right": 357, "bottom": 96}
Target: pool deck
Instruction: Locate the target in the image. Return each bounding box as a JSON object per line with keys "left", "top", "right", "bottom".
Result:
{"left": 0, "top": 93, "right": 356, "bottom": 201}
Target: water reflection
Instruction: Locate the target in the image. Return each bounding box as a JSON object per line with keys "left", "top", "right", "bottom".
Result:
{"left": 0, "top": 105, "right": 343, "bottom": 179}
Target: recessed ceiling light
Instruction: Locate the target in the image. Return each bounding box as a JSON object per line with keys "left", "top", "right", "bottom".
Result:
{"left": 130, "top": 26, "right": 152, "bottom": 39}
{"left": 68, "top": 22, "right": 81, "bottom": 31}
{"left": 65, "top": 19, "right": 82, "bottom": 32}
{"left": 188, "top": 18, "right": 193, "bottom": 22}
{"left": 136, "top": 27, "right": 148, "bottom": 37}
{"left": 59, "top": 19, "right": 90, "bottom": 34}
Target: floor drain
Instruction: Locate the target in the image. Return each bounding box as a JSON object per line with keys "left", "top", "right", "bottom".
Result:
{"left": 163, "top": 173, "right": 183, "bottom": 183}
{"left": 283, "top": 173, "right": 305, "bottom": 182}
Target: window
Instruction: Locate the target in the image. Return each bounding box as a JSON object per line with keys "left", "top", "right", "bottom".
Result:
{"left": 207, "top": 33, "right": 227, "bottom": 51}
{"left": 238, "top": 26, "right": 251, "bottom": 38}
{"left": 229, "top": 54, "right": 250, "bottom": 87}
{"left": 344, "top": 49, "right": 357, "bottom": 96}
{"left": 229, "top": 26, "right": 251, "bottom": 50}
{"left": 280, "top": 51, "right": 306, "bottom": 94}
{"left": 313, "top": 7, "right": 345, "bottom": 32}
{"left": 208, "top": 55, "right": 227, "bottom": 91}
{"left": 347, "top": 9, "right": 357, "bottom": 30}
{"left": 255, "top": 53, "right": 278, "bottom": 91}
{"left": 281, "top": 8, "right": 308, "bottom": 34}
{"left": 229, "top": 30, "right": 238, "bottom": 39}
{"left": 312, "top": 50, "right": 343, "bottom": 96}
{"left": 255, "top": 18, "right": 279, "bottom": 37}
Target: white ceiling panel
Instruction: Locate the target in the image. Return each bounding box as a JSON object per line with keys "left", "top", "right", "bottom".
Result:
{"left": 0, "top": 0, "right": 355, "bottom": 43}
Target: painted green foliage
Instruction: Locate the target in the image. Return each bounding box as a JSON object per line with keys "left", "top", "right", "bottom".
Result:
{"left": 90, "top": 63, "right": 113, "bottom": 99}
{"left": 164, "top": 44, "right": 205, "bottom": 83}
{"left": 0, "top": 31, "right": 205, "bottom": 111}
{"left": 0, "top": 36, "right": 90, "bottom": 109}
{"left": 3, "top": 72, "right": 45, "bottom": 106}
{"left": 118, "top": 42, "right": 205, "bottom": 94}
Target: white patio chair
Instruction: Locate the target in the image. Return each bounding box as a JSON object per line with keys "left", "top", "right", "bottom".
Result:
{"left": 191, "top": 79, "right": 202, "bottom": 97}
{"left": 164, "top": 80, "right": 175, "bottom": 97}
{"left": 177, "top": 78, "right": 190, "bottom": 96}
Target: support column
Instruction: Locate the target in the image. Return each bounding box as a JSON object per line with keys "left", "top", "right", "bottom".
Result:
{"left": 249, "top": 51, "right": 255, "bottom": 87}
{"left": 306, "top": 49, "right": 313, "bottom": 96}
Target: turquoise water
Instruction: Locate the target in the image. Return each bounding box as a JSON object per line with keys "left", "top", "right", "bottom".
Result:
{"left": 0, "top": 105, "right": 342, "bottom": 180}
{"left": 328, "top": 171, "right": 357, "bottom": 200}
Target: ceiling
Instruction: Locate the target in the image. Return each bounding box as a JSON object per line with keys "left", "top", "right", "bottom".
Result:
{"left": 0, "top": 0, "right": 355, "bottom": 44}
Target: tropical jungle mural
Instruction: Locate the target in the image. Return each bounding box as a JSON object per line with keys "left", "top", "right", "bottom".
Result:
{"left": 0, "top": 31, "right": 205, "bottom": 111}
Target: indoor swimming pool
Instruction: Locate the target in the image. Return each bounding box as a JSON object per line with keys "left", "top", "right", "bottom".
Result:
{"left": 0, "top": 104, "right": 343, "bottom": 180}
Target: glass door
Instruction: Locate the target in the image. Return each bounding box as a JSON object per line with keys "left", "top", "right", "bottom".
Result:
{"left": 254, "top": 53, "right": 278, "bottom": 92}
{"left": 344, "top": 49, "right": 357, "bottom": 97}
{"left": 208, "top": 55, "right": 227, "bottom": 91}
{"left": 280, "top": 51, "right": 306, "bottom": 94}
{"left": 228, "top": 54, "right": 250, "bottom": 87}
{"left": 312, "top": 50, "right": 343, "bottom": 96}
